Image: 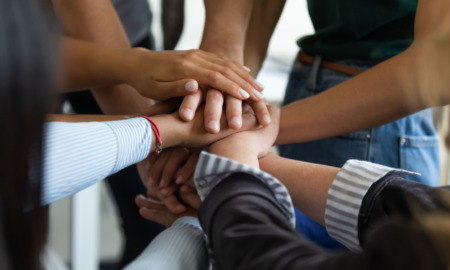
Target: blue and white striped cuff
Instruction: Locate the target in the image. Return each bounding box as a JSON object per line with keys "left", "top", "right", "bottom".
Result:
{"left": 325, "top": 159, "right": 418, "bottom": 251}
{"left": 194, "top": 151, "right": 296, "bottom": 228}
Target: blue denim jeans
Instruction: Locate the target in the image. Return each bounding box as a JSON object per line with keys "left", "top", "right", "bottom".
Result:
{"left": 280, "top": 59, "right": 441, "bottom": 249}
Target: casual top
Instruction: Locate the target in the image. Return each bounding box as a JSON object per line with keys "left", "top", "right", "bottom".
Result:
{"left": 111, "top": 0, "right": 152, "bottom": 45}
{"left": 299, "top": 0, "right": 417, "bottom": 61}
{"left": 41, "top": 118, "right": 152, "bottom": 205}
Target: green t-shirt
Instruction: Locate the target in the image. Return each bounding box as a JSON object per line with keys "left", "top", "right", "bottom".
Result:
{"left": 299, "top": 0, "right": 417, "bottom": 61}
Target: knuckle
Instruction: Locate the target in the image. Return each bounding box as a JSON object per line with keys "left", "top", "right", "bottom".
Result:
{"left": 207, "top": 71, "right": 222, "bottom": 82}
{"left": 207, "top": 90, "right": 224, "bottom": 102}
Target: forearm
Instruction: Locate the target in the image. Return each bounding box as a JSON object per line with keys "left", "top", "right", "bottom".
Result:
{"left": 53, "top": 0, "right": 152, "bottom": 114}
{"left": 41, "top": 118, "right": 153, "bottom": 204}
{"left": 46, "top": 114, "right": 127, "bottom": 122}
{"left": 276, "top": 50, "right": 425, "bottom": 145}
{"left": 201, "top": 0, "right": 255, "bottom": 61}
{"left": 199, "top": 174, "right": 356, "bottom": 270}
{"left": 259, "top": 153, "right": 339, "bottom": 225}
{"left": 244, "top": 0, "right": 286, "bottom": 75}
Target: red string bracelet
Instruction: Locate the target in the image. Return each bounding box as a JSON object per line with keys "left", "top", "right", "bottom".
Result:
{"left": 137, "top": 116, "right": 163, "bottom": 154}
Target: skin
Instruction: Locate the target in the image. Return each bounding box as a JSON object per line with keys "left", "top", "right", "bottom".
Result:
{"left": 52, "top": 0, "right": 153, "bottom": 114}
{"left": 53, "top": 0, "right": 264, "bottom": 115}
{"left": 178, "top": 0, "right": 270, "bottom": 133}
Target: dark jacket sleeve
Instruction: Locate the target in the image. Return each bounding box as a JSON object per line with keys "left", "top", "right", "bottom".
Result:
{"left": 198, "top": 173, "right": 363, "bottom": 270}
{"left": 199, "top": 172, "right": 448, "bottom": 270}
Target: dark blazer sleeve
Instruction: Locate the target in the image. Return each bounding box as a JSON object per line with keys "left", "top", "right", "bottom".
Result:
{"left": 198, "top": 172, "right": 363, "bottom": 270}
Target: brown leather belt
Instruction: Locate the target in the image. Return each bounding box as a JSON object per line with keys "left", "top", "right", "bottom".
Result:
{"left": 296, "top": 51, "right": 363, "bottom": 76}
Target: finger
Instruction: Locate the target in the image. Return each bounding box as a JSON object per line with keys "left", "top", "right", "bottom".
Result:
{"left": 135, "top": 195, "right": 165, "bottom": 210}
{"left": 142, "top": 98, "right": 181, "bottom": 116}
{"left": 179, "top": 91, "right": 202, "bottom": 121}
{"left": 159, "top": 183, "right": 179, "bottom": 196}
{"left": 148, "top": 149, "right": 172, "bottom": 187}
{"left": 160, "top": 147, "right": 190, "bottom": 188}
{"left": 179, "top": 189, "right": 201, "bottom": 210}
{"left": 152, "top": 79, "right": 199, "bottom": 100}
{"left": 175, "top": 149, "right": 200, "bottom": 185}
{"left": 204, "top": 89, "right": 224, "bottom": 133}
{"left": 160, "top": 193, "right": 187, "bottom": 214}
{"left": 189, "top": 50, "right": 265, "bottom": 93}
{"left": 180, "top": 184, "right": 195, "bottom": 192}
{"left": 139, "top": 207, "right": 167, "bottom": 224}
{"left": 225, "top": 96, "right": 243, "bottom": 130}
{"left": 247, "top": 99, "right": 271, "bottom": 126}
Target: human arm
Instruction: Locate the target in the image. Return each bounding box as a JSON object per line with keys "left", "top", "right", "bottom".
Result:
{"left": 41, "top": 103, "right": 258, "bottom": 205}
{"left": 62, "top": 37, "right": 262, "bottom": 107}
{"left": 196, "top": 130, "right": 445, "bottom": 270}
{"left": 52, "top": 0, "right": 152, "bottom": 114}
{"left": 244, "top": 0, "right": 287, "bottom": 75}
{"left": 123, "top": 216, "right": 209, "bottom": 270}
{"left": 179, "top": 0, "right": 270, "bottom": 133}
{"left": 276, "top": 0, "right": 450, "bottom": 145}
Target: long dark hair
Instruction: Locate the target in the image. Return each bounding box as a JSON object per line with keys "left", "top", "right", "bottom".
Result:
{"left": 0, "top": 0, "right": 58, "bottom": 268}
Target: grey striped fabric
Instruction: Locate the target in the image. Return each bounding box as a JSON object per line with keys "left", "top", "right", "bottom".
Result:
{"left": 124, "top": 217, "right": 211, "bottom": 270}
{"left": 194, "top": 151, "right": 296, "bottom": 228}
{"left": 325, "top": 159, "right": 418, "bottom": 251}
{"left": 41, "top": 118, "right": 152, "bottom": 205}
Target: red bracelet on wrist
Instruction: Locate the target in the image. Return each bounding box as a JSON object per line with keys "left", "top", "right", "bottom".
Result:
{"left": 137, "top": 116, "right": 163, "bottom": 154}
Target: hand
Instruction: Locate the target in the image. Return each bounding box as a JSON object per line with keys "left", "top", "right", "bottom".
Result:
{"left": 144, "top": 147, "right": 200, "bottom": 190}
{"left": 209, "top": 104, "right": 280, "bottom": 168}
{"left": 135, "top": 193, "right": 197, "bottom": 227}
{"left": 151, "top": 103, "right": 260, "bottom": 152}
{"left": 126, "top": 48, "right": 264, "bottom": 102}
{"left": 179, "top": 87, "right": 271, "bottom": 133}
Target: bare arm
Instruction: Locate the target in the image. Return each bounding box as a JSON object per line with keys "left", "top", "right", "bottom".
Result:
{"left": 52, "top": 0, "right": 152, "bottom": 114}
{"left": 276, "top": 0, "right": 450, "bottom": 145}
{"left": 179, "top": 0, "right": 270, "bottom": 133}
{"left": 244, "top": 0, "right": 287, "bottom": 75}
{"left": 259, "top": 153, "right": 339, "bottom": 225}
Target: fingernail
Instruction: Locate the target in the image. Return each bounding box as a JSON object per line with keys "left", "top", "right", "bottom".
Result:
{"left": 207, "top": 121, "right": 219, "bottom": 132}
{"left": 159, "top": 179, "right": 166, "bottom": 188}
{"left": 160, "top": 187, "right": 169, "bottom": 195}
{"left": 263, "top": 115, "right": 271, "bottom": 124}
{"left": 253, "top": 89, "right": 264, "bottom": 99}
{"left": 176, "top": 175, "right": 183, "bottom": 184}
{"left": 148, "top": 177, "right": 153, "bottom": 186}
{"left": 239, "top": 88, "right": 250, "bottom": 99}
{"left": 230, "top": 116, "right": 241, "bottom": 128}
{"left": 183, "top": 108, "right": 194, "bottom": 120}
{"left": 185, "top": 80, "right": 197, "bottom": 92}
{"left": 242, "top": 65, "right": 251, "bottom": 72}
{"left": 255, "top": 80, "right": 265, "bottom": 89}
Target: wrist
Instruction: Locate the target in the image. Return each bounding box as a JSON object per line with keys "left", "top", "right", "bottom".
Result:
{"left": 209, "top": 137, "right": 259, "bottom": 168}
{"left": 114, "top": 47, "right": 147, "bottom": 88}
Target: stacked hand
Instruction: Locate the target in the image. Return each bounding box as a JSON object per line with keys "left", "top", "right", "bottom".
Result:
{"left": 135, "top": 104, "right": 280, "bottom": 225}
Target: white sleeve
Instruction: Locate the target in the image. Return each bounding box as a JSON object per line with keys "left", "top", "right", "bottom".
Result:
{"left": 41, "top": 118, "right": 152, "bottom": 205}
{"left": 124, "top": 217, "right": 210, "bottom": 270}
{"left": 325, "top": 159, "right": 418, "bottom": 251}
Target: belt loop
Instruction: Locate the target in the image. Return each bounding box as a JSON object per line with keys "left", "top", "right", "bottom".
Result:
{"left": 307, "top": 55, "right": 322, "bottom": 90}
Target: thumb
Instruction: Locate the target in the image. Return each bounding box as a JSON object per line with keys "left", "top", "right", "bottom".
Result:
{"left": 154, "top": 79, "right": 199, "bottom": 100}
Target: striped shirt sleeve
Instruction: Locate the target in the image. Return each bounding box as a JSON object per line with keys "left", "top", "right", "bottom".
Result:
{"left": 124, "top": 216, "right": 210, "bottom": 270}
{"left": 194, "top": 151, "right": 296, "bottom": 228}
{"left": 325, "top": 159, "right": 419, "bottom": 251}
{"left": 41, "top": 118, "right": 152, "bottom": 205}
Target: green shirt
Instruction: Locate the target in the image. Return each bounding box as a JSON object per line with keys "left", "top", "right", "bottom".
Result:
{"left": 299, "top": 0, "right": 417, "bottom": 61}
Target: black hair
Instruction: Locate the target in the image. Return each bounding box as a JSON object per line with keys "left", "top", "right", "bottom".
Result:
{"left": 0, "top": 0, "right": 58, "bottom": 268}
